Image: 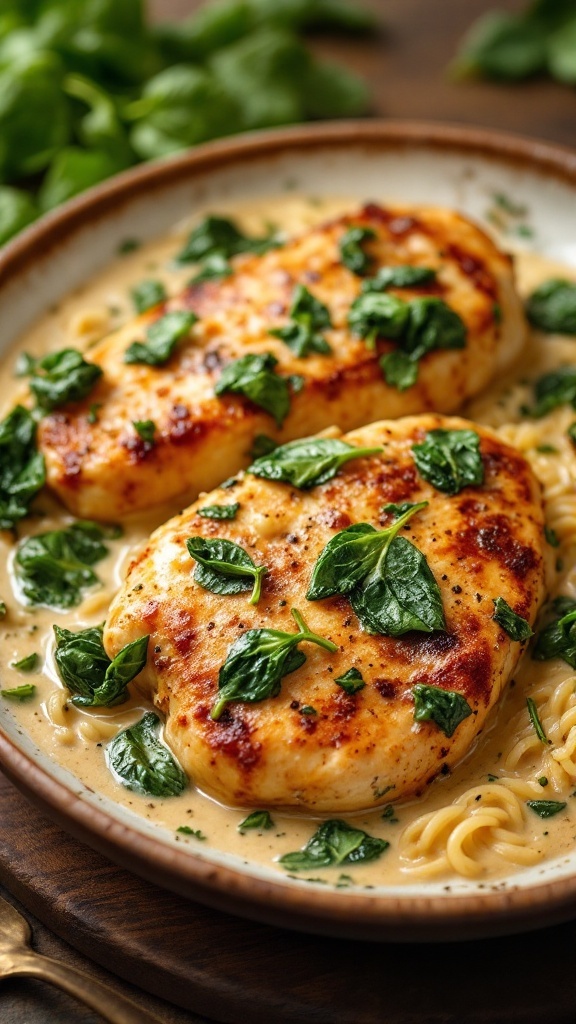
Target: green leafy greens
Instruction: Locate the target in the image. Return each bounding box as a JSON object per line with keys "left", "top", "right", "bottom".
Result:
{"left": 124, "top": 310, "right": 197, "bottom": 366}
{"left": 28, "top": 349, "right": 103, "bottom": 411}
{"left": 211, "top": 607, "right": 337, "bottom": 720}
{"left": 0, "top": 405, "right": 46, "bottom": 530}
{"left": 279, "top": 818, "right": 389, "bottom": 871}
{"left": 131, "top": 279, "right": 167, "bottom": 314}
{"left": 107, "top": 712, "right": 187, "bottom": 798}
{"left": 306, "top": 502, "right": 446, "bottom": 637}
{"left": 54, "top": 624, "right": 149, "bottom": 707}
{"left": 526, "top": 696, "right": 549, "bottom": 745}
{"left": 186, "top": 536, "right": 268, "bottom": 605}
{"left": 11, "top": 653, "right": 39, "bottom": 673}
{"left": 269, "top": 284, "right": 332, "bottom": 357}
{"left": 532, "top": 596, "right": 576, "bottom": 668}
{"left": 526, "top": 278, "right": 576, "bottom": 334}
{"left": 1, "top": 684, "right": 36, "bottom": 701}
{"left": 238, "top": 810, "right": 275, "bottom": 832}
{"left": 14, "top": 520, "right": 117, "bottom": 609}
{"left": 334, "top": 667, "right": 365, "bottom": 694}
{"left": 493, "top": 597, "right": 533, "bottom": 641}
{"left": 412, "top": 683, "right": 473, "bottom": 738}
{"left": 361, "top": 265, "right": 436, "bottom": 292}
{"left": 526, "top": 799, "right": 567, "bottom": 819}
{"left": 412, "top": 428, "right": 484, "bottom": 496}
{"left": 197, "top": 502, "right": 240, "bottom": 520}
{"left": 214, "top": 353, "right": 292, "bottom": 427}
{"left": 248, "top": 436, "right": 381, "bottom": 489}
{"left": 176, "top": 213, "right": 279, "bottom": 266}
{"left": 339, "top": 225, "right": 376, "bottom": 276}
{"left": 527, "top": 365, "right": 576, "bottom": 417}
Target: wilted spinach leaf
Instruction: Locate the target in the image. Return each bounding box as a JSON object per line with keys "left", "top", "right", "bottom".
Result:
{"left": 279, "top": 818, "right": 388, "bottom": 871}
{"left": 527, "top": 366, "right": 576, "bottom": 417}
{"left": 339, "top": 225, "right": 376, "bottom": 276}
{"left": 124, "top": 310, "right": 197, "bottom": 366}
{"left": 493, "top": 597, "right": 533, "bottom": 641}
{"left": 379, "top": 350, "right": 418, "bottom": 392}
{"left": 361, "top": 265, "right": 436, "bottom": 293}
{"left": 248, "top": 436, "right": 381, "bottom": 489}
{"left": 186, "top": 535, "right": 268, "bottom": 605}
{"left": 15, "top": 520, "right": 116, "bottom": 609}
{"left": 131, "top": 279, "right": 167, "bottom": 314}
{"left": 532, "top": 596, "right": 576, "bottom": 667}
{"left": 53, "top": 624, "right": 149, "bottom": 708}
{"left": 197, "top": 502, "right": 240, "bottom": 520}
{"left": 526, "top": 799, "right": 567, "bottom": 819}
{"left": 1, "top": 683, "right": 36, "bottom": 701}
{"left": 269, "top": 284, "right": 332, "bottom": 357}
{"left": 176, "top": 213, "right": 279, "bottom": 264}
{"left": 132, "top": 419, "right": 156, "bottom": 444}
{"left": 29, "top": 348, "right": 103, "bottom": 411}
{"left": 334, "top": 667, "right": 365, "bottom": 694}
{"left": 214, "top": 352, "right": 291, "bottom": 426}
{"left": 238, "top": 809, "right": 274, "bottom": 832}
{"left": 0, "top": 405, "right": 45, "bottom": 530}
{"left": 348, "top": 292, "right": 409, "bottom": 350}
{"left": 411, "top": 428, "right": 484, "bottom": 496}
{"left": 107, "top": 712, "right": 187, "bottom": 797}
{"left": 526, "top": 278, "right": 576, "bottom": 334}
{"left": 403, "top": 298, "right": 467, "bottom": 359}
{"left": 11, "top": 652, "right": 38, "bottom": 673}
{"left": 412, "top": 683, "right": 473, "bottom": 738}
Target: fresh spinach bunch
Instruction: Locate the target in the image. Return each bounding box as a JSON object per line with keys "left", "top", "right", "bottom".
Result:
{"left": 526, "top": 278, "right": 576, "bottom": 334}
{"left": 306, "top": 502, "right": 446, "bottom": 637}
{"left": 269, "top": 284, "right": 332, "bottom": 357}
{"left": 214, "top": 352, "right": 293, "bottom": 427}
{"left": 0, "top": 405, "right": 45, "bottom": 530}
{"left": 411, "top": 428, "right": 484, "bottom": 496}
{"left": 248, "top": 436, "right": 382, "bottom": 489}
{"left": 532, "top": 595, "right": 576, "bottom": 667}
{"left": 186, "top": 535, "right": 268, "bottom": 605}
{"left": 14, "top": 520, "right": 118, "bottom": 608}
{"left": 279, "top": 818, "right": 388, "bottom": 871}
{"left": 28, "top": 348, "right": 103, "bottom": 410}
{"left": 107, "top": 712, "right": 187, "bottom": 798}
{"left": 211, "top": 607, "right": 337, "bottom": 719}
{"left": 53, "top": 624, "right": 149, "bottom": 707}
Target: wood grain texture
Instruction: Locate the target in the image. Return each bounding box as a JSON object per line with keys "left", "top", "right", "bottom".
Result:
{"left": 1, "top": 772, "right": 576, "bottom": 1024}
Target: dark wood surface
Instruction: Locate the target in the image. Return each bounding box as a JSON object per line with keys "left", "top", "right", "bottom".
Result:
{"left": 1, "top": 772, "right": 576, "bottom": 1024}
{"left": 3, "top": 1, "right": 576, "bottom": 1021}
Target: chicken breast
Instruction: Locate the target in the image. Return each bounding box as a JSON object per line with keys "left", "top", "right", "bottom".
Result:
{"left": 104, "top": 414, "right": 546, "bottom": 812}
{"left": 39, "top": 204, "right": 525, "bottom": 520}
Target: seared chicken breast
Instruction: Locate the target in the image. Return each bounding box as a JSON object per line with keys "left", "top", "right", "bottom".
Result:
{"left": 40, "top": 204, "right": 525, "bottom": 520}
{"left": 104, "top": 414, "right": 546, "bottom": 813}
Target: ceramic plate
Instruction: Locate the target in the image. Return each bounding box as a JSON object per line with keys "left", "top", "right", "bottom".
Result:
{"left": 2, "top": 121, "right": 576, "bottom": 941}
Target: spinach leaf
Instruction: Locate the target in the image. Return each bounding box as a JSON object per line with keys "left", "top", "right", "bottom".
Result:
{"left": 1, "top": 684, "right": 36, "bottom": 701}
{"left": 412, "top": 683, "right": 473, "bottom": 738}
{"left": 176, "top": 826, "right": 206, "bottom": 839}
{"left": 526, "top": 696, "right": 549, "bottom": 745}
{"left": 53, "top": 624, "right": 149, "bottom": 708}
{"left": 187, "top": 535, "right": 268, "bottom": 605}
{"left": 526, "top": 799, "right": 567, "bottom": 819}
{"left": 176, "top": 213, "right": 279, "bottom": 264}
{"left": 411, "top": 428, "right": 484, "bottom": 495}
{"left": 238, "top": 810, "right": 274, "bottom": 832}
{"left": 14, "top": 520, "right": 114, "bottom": 609}
{"left": 348, "top": 292, "right": 409, "bottom": 350}
{"left": 39, "top": 147, "right": 128, "bottom": 212}
{"left": 526, "top": 278, "right": 576, "bottom": 334}
{"left": 11, "top": 652, "right": 38, "bottom": 673}
{"left": 532, "top": 596, "right": 576, "bottom": 667}
{"left": 214, "top": 352, "right": 291, "bottom": 427}
{"left": 334, "top": 667, "right": 365, "bottom": 694}
{"left": 131, "top": 279, "right": 167, "bottom": 314}
{"left": 211, "top": 606, "right": 337, "bottom": 719}
{"left": 269, "top": 284, "right": 332, "bottom": 357}
{"left": 188, "top": 253, "right": 233, "bottom": 285}
{"left": 361, "top": 265, "right": 436, "bottom": 292}
{"left": 0, "top": 185, "right": 38, "bottom": 244}
{"left": 29, "top": 348, "right": 103, "bottom": 411}
{"left": 107, "top": 712, "right": 187, "bottom": 798}
{"left": 403, "top": 297, "right": 467, "bottom": 359}
{"left": 63, "top": 73, "right": 132, "bottom": 167}
{"left": 197, "top": 502, "right": 240, "bottom": 520}
{"left": 279, "top": 818, "right": 388, "bottom": 871}
{"left": 132, "top": 420, "right": 156, "bottom": 445}
{"left": 339, "top": 225, "right": 376, "bottom": 276}
{"left": 124, "top": 310, "right": 197, "bottom": 366}
{"left": 249, "top": 433, "right": 278, "bottom": 459}
{"left": 307, "top": 502, "right": 445, "bottom": 637}
{"left": 493, "top": 597, "right": 533, "bottom": 641}
{"left": 379, "top": 350, "right": 418, "bottom": 392}
{"left": 0, "top": 405, "right": 46, "bottom": 530}
{"left": 528, "top": 366, "right": 576, "bottom": 417}
{"left": 0, "top": 51, "right": 71, "bottom": 181}
{"left": 452, "top": 11, "right": 546, "bottom": 81}
{"left": 248, "top": 436, "right": 381, "bottom": 489}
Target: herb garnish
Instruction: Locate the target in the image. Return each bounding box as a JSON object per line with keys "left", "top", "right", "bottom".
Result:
{"left": 527, "top": 279, "right": 576, "bottom": 333}
{"left": 412, "top": 428, "right": 484, "bottom": 495}
{"left": 379, "top": 351, "right": 418, "bottom": 392}
{"left": 269, "top": 284, "right": 332, "bottom": 357}
{"left": 526, "top": 696, "right": 549, "bottom": 745}
{"left": 334, "top": 667, "right": 365, "bottom": 694}
{"left": 0, "top": 405, "right": 46, "bottom": 530}
{"left": 248, "top": 436, "right": 381, "bottom": 489}
{"left": 124, "top": 310, "right": 197, "bottom": 366}
{"left": 214, "top": 353, "right": 292, "bottom": 427}
{"left": 54, "top": 624, "right": 149, "bottom": 707}
{"left": 279, "top": 819, "right": 389, "bottom": 871}
{"left": 532, "top": 596, "right": 576, "bottom": 668}
{"left": 493, "top": 597, "right": 533, "bottom": 641}
{"left": 29, "top": 348, "right": 103, "bottom": 411}
{"left": 545, "top": 526, "right": 560, "bottom": 548}
{"left": 186, "top": 536, "right": 268, "bottom": 605}
{"left": 361, "top": 265, "right": 436, "bottom": 292}
{"left": 526, "top": 800, "right": 567, "bottom": 819}
{"left": 249, "top": 434, "right": 278, "bottom": 460}
{"left": 107, "top": 712, "right": 187, "bottom": 798}
{"left": 131, "top": 279, "right": 167, "bottom": 314}
{"left": 11, "top": 653, "right": 39, "bottom": 673}
{"left": 238, "top": 810, "right": 275, "bottom": 832}
{"left": 197, "top": 503, "right": 240, "bottom": 520}
{"left": 176, "top": 826, "right": 206, "bottom": 840}
{"left": 14, "top": 520, "right": 117, "bottom": 609}
{"left": 188, "top": 254, "right": 233, "bottom": 285}
{"left": 339, "top": 225, "right": 376, "bottom": 275}
{"left": 348, "top": 292, "right": 409, "bottom": 350}
{"left": 307, "top": 502, "right": 446, "bottom": 637}
{"left": 1, "top": 684, "right": 36, "bottom": 701}
{"left": 176, "top": 214, "right": 279, "bottom": 265}
{"left": 412, "top": 683, "right": 473, "bottom": 738}
{"left": 526, "top": 366, "right": 576, "bottom": 417}
{"left": 132, "top": 419, "right": 156, "bottom": 444}
{"left": 211, "top": 607, "right": 337, "bottom": 720}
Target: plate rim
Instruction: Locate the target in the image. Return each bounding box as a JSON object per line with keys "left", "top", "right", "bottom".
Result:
{"left": 2, "top": 118, "right": 576, "bottom": 941}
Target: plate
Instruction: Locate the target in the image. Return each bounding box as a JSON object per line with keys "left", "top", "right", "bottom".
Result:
{"left": 2, "top": 120, "right": 576, "bottom": 942}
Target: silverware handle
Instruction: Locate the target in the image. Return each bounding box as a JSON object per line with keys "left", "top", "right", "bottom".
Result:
{"left": 9, "top": 950, "right": 163, "bottom": 1024}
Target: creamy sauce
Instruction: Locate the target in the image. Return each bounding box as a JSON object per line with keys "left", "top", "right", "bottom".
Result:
{"left": 2, "top": 196, "right": 576, "bottom": 889}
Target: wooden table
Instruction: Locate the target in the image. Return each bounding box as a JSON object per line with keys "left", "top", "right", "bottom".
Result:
{"left": 3, "top": 1, "right": 576, "bottom": 1021}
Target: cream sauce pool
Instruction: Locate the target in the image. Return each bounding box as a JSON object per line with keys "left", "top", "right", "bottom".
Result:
{"left": 2, "top": 196, "right": 576, "bottom": 889}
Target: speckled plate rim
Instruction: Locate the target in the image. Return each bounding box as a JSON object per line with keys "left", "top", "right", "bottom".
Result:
{"left": 2, "top": 120, "right": 576, "bottom": 942}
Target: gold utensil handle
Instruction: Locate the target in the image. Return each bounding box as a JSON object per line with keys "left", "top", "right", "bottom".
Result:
{"left": 9, "top": 950, "right": 163, "bottom": 1024}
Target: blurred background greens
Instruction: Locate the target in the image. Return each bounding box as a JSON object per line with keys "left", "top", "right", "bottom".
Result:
{"left": 0, "top": 0, "right": 377, "bottom": 244}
